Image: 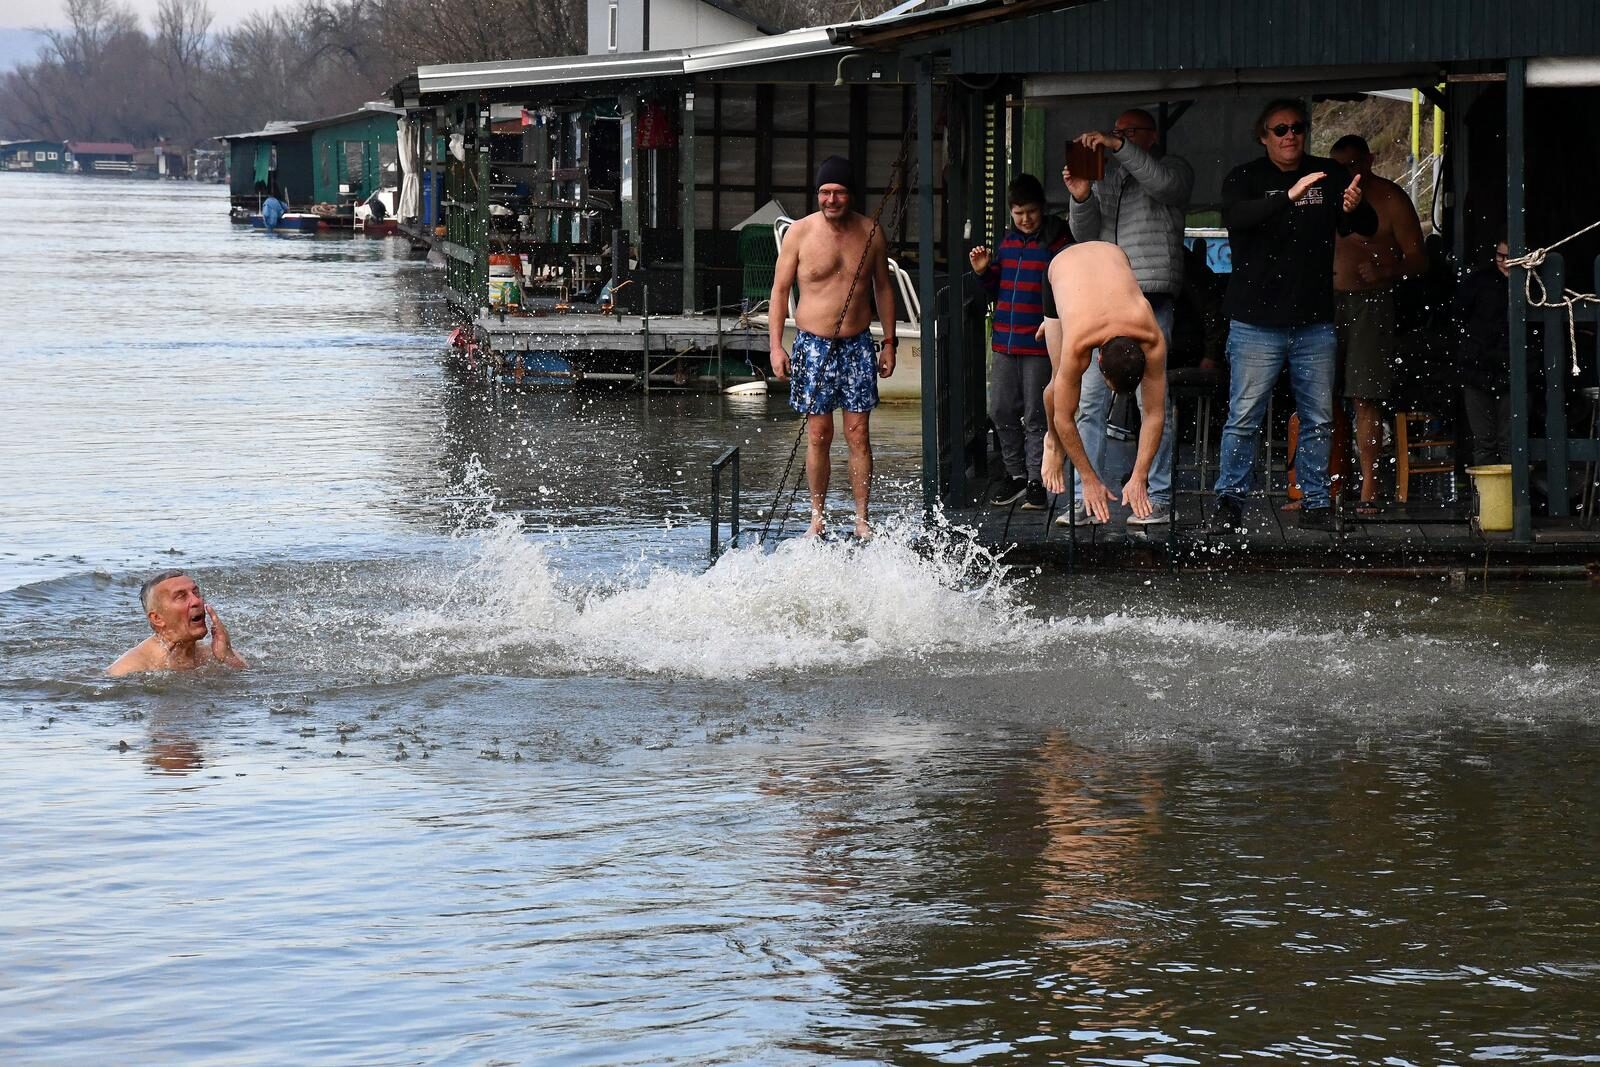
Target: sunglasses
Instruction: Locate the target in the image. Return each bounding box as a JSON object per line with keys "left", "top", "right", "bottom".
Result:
{"left": 1113, "top": 126, "right": 1156, "bottom": 138}
{"left": 1494, "top": 250, "right": 1510, "bottom": 260}
{"left": 1267, "top": 121, "right": 1309, "bottom": 137}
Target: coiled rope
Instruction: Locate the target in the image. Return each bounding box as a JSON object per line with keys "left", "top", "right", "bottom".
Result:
{"left": 1504, "top": 217, "right": 1600, "bottom": 377}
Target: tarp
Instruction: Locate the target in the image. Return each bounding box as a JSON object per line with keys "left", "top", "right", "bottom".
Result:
{"left": 397, "top": 118, "right": 421, "bottom": 222}
{"left": 253, "top": 142, "right": 270, "bottom": 185}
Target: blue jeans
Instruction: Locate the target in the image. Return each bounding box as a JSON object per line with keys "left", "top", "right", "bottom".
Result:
{"left": 1075, "top": 295, "right": 1175, "bottom": 506}
{"left": 1214, "top": 320, "right": 1337, "bottom": 509}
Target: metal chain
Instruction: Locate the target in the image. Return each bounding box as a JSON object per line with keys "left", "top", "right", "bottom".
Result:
{"left": 760, "top": 98, "right": 920, "bottom": 544}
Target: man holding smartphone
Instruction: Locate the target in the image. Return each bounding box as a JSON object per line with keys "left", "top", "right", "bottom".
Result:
{"left": 1061, "top": 108, "right": 1193, "bottom": 527}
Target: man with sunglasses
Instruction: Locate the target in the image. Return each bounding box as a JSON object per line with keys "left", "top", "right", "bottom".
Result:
{"left": 1209, "top": 99, "right": 1377, "bottom": 533}
{"left": 1060, "top": 108, "right": 1194, "bottom": 527}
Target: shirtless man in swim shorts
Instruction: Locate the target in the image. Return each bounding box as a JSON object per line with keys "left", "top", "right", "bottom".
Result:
{"left": 1039, "top": 241, "right": 1169, "bottom": 522}
{"left": 108, "top": 569, "right": 247, "bottom": 676}
{"left": 769, "top": 155, "right": 898, "bottom": 539}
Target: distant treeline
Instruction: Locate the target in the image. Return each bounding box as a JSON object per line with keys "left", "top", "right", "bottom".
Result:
{"left": 0, "top": 0, "right": 587, "bottom": 145}
{"left": 1, "top": 0, "right": 907, "bottom": 148}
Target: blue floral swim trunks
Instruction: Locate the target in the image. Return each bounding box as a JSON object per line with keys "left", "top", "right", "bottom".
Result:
{"left": 787, "top": 329, "right": 880, "bottom": 414}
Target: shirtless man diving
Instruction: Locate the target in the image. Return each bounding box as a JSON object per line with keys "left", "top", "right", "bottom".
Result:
{"left": 769, "top": 155, "right": 897, "bottom": 539}
{"left": 1039, "top": 241, "right": 1169, "bottom": 522}
{"left": 108, "top": 569, "right": 246, "bottom": 676}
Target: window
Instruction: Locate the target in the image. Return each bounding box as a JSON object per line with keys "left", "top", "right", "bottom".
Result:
{"left": 47, "top": 151, "right": 58, "bottom": 160}
{"left": 607, "top": 1, "right": 618, "bottom": 52}
{"left": 34, "top": 150, "right": 45, "bottom": 160}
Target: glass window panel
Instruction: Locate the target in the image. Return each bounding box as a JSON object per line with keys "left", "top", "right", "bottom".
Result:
{"left": 811, "top": 87, "right": 850, "bottom": 133}
{"left": 720, "top": 136, "right": 755, "bottom": 185}
{"left": 720, "top": 191, "right": 755, "bottom": 227}
{"left": 718, "top": 87, "right": 756, "bottom": 131}
{"left": 772, "top": 86, "right": 808, "bottom": 131}
{"left": 771, "top": 138, "right": 807, "bottom": 191}
{"left": 867, "top": 89, "right": 905, "bottom": 134}
{"left": 694, "top": 190, "right": 713, "bottom": 229}
{"left": 695, "top": 136, "right": 714, "bottom": 185}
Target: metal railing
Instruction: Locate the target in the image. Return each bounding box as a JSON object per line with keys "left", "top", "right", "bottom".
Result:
{"left": 709, "top": 446, "right": 741, "bottom": 561}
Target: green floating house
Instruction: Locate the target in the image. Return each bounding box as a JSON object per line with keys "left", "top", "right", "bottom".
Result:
{"left": 2, "top": 139, "right": 68, "bottom": 172}
{"left": 221, "top": 103, "right": 400, "bottom": 214}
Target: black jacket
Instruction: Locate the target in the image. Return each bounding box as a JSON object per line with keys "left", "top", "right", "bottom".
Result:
{"left": 1221, "top": 154, "right": 1378, "bottom": 327}
{"left": 1453, "top": 266, "right": 1510, "bottom": 395}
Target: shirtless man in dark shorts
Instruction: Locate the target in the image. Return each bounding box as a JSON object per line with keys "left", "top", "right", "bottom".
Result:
{"left": 1039, "top": 241, "right": 1169, "bottom": 522}
{"left": 108, "top": 570, "right": 246, "bottom": 676}
{"left": 769, "top": 155, "right": 897, "bottom": 539}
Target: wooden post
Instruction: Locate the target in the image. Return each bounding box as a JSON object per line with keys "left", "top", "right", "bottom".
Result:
{"left": 945, "top": 79, "right": 969, "bottom": 509}
{"left": 1506, "top": 58, "right": 1532, "bottom": 541}
{"left": 917, "top": 60, "right": 939, "bottom": 515}
{"left": 681, "top": 89, "right": 697, "bottom": 314}
{"left": 1541, "top": 255, "right": 1570, "bottom": 514}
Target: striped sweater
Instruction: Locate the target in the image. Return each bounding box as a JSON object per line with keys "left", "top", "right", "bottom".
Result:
{"left": 979, "top": 215, "right": 1071, "bottom": 357}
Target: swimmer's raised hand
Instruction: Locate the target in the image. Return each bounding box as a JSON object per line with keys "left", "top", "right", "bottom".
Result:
{"left": 206, "top": 605, "right": 245, "bottom": 669}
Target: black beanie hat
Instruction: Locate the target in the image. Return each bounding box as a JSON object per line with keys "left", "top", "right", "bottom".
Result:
{"left": 815, "top": 155, "right": 851, "bottom": 193}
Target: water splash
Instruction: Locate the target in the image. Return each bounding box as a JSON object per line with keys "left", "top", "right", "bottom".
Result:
{"left": 383, "top": 511, "right": 1039, "bottom": 679}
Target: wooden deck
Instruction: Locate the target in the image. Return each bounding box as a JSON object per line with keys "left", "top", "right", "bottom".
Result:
{"left": 949, "top": 494, "right": 1600, "bottom": 576}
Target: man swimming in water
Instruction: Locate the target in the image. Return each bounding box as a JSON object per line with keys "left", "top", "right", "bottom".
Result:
{"left": 107, "top": 569, "right": 246, "bottom": 676}
{"left": 769, "top": 155, "right": 897, "bottom": 539}
{"left": 1040, "top": 241, "right": 1169, "bottom": 522}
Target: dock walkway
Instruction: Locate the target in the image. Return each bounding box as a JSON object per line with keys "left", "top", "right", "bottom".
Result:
{"left": 950, "top": 497, "right": 1600, "bottom": 576}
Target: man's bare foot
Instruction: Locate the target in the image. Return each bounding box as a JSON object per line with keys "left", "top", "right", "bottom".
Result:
{"left": 1042, "top": 436, "right": 1066, "bottom": 495}
{"left": 804, "top": 514, "right": 827, "bottom": 538}
{"left": 853, "top": 519, "right": 873, "bottom": 541}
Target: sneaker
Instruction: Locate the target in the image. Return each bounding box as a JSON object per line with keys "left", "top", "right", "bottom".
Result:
{"left": 989, "top": 476, "right": 1027, "bottom": 506}
{"left": 1299, "top": 505, "right": 1335, "bottom": 530}
{"left": 1205, "top": 496, "right": 1245, "bottom": 534}
{"left": 1126, "top": 503, "right": 1172, "bottom": 526}
{"left": 1054, "top": 502, "right": 1105, "bottom": 527}
{"left": 1020, "top": 481, "right": 1048, "bottom": 510}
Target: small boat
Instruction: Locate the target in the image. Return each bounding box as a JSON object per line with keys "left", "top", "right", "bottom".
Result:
{"left": 248, "top": 212, "right": 322, "bottom": 233}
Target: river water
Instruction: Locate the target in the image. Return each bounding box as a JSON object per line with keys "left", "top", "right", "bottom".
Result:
{"left": 2, "top": 174, "right": 1598, "bottom": 1065}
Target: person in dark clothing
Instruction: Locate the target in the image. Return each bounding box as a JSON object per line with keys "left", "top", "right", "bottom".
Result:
{"left": 1455, "top": 239, "right": 1513, "bottom": 465}
{"left": 970, "top": 173, "right": 1072, "bottom": 509}
{"left": 1209, "top": 99, "right": 1379, "bottom": 532}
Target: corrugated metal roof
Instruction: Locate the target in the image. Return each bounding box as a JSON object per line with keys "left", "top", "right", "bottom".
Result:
{"left": 67, "top": 141, "right": 137, "bottom": 155}
{"left": 940, "top": 0, "right": 1600, "bottom": 75}
{"left": 414, "top": 18, "right": 876, "bottom": 96}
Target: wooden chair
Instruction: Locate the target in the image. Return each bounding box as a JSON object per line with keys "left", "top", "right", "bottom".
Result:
{"left": 1395, "top": 411, "right": 1456, "bottom": 503}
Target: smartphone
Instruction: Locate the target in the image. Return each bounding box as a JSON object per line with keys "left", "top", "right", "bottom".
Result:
{"left": 1066, "top": 139, "right": 1105, "bottom": 182}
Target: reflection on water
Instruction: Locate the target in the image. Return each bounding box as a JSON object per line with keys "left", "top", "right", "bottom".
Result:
{"left": 1, "top": 175, "right": 1597, "bottom": 1065}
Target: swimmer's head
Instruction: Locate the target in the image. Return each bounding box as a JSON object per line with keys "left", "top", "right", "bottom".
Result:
{"left": 1099, "top": 336, "right": 1147, "bottom": 394}
{"left": 140, "top": 570, "right": 208, "bottom": 643}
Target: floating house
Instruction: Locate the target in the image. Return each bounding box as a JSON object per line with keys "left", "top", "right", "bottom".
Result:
{"left": 389, "top": 0, "right": 941, "bottom": 396}
{"left": 220, "top": 120, "right": 313, "bottom": 211}
{"left": 821, "top": 0, "right": 1600, "bottom": 553}
{"left": 1, "top": 139, "right": 67, "bottom": 172}
{"left": 66, "top": 141, "right": 138, "bottom": 174}
{"left": 220, "top": 103, "right": 400, "bottom": 218}
{"left": 298, "top": 104, "right": 403, "bottom": 207}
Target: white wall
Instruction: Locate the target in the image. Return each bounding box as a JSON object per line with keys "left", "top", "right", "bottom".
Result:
{"left": 588, "top": 0, "right": 760, "bottom": 54}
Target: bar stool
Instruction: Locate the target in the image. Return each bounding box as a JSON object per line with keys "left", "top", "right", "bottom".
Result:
{"left": 1169, "top": 366, "right": 1221, "bottom": 495}
{"left": 1395, "top": 411, "right": 1456, "bottom": 504}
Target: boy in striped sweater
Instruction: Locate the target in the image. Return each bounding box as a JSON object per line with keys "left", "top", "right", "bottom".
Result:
{"left": 969, "top": 174, "right": 1072, "bottom": 509}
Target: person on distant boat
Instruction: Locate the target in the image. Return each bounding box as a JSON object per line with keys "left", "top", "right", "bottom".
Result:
{"left": 262, "top": 194, "right": 286, "bottom": 231}
{"left": 768, "top": 155, "right": 897, "bottom": 539}
{"left": 107, "top": 570, "right": 246, "bottom": 677}
{"left": 1039, "top": 241, "right": 1169, "bottom": 523}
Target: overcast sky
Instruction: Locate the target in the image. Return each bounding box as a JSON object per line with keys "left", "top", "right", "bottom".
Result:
{"left": 2, "top": 0, "right": 296, "bottom": 29}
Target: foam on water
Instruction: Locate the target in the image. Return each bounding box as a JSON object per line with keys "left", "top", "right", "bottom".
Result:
{"left": 380, "top": 512, "right": 1040, "bottom": 679}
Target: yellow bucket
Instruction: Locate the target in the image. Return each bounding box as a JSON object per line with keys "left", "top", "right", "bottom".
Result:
{"left": 1466, "top": 463, "right": 1513, "bottom": 531}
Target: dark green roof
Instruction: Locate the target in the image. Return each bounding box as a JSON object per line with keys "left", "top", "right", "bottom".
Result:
{"left": 883, "top": 0, "right": 1600, "bottom": 74}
